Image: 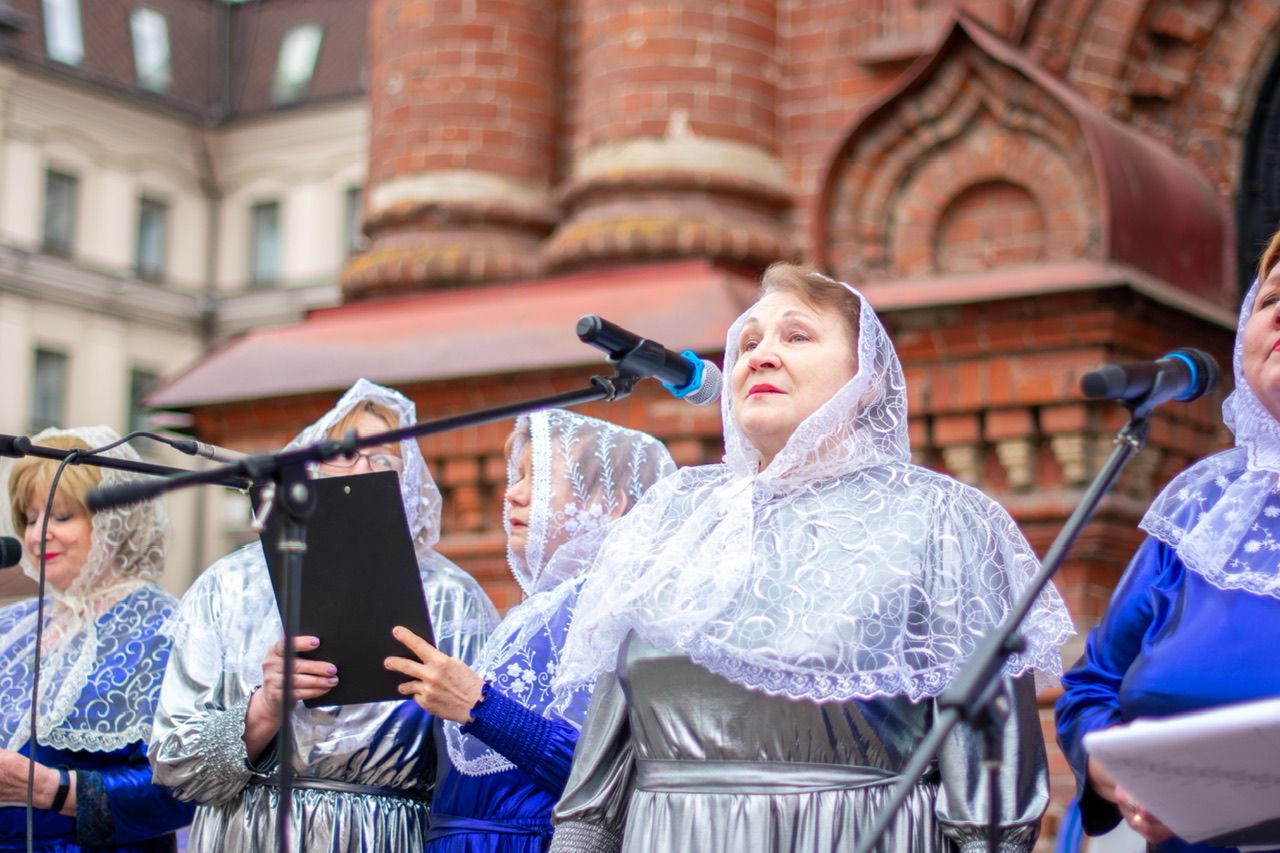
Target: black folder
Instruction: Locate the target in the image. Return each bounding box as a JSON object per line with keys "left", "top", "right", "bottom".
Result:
{"left": 256, "top": 470, "right": 435, "bottom": 706}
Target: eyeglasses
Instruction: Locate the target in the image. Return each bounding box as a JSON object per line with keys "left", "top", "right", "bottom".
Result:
{"left": 322, "top": 449, "right": 404, "bottom": 473}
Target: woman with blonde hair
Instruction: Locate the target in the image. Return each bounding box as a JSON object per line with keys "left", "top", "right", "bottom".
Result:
{"left": 0, "top": 427, "right": 193, "bottom": 850}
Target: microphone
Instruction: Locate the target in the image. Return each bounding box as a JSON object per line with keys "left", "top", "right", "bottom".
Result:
{"left": 1, "top": 537, "right": 22, "bottom": 569}
{"left": 166, "top": 438, "right": 244, "bottom": 464}
{"left": 0, "top": 434, "right": 31, "bottom": 458}
{"left": 1081, "top": 348, "right": 1220, "bottom": 407}
{"left": 576, "top": 315, "right": 722, "bottom": 405}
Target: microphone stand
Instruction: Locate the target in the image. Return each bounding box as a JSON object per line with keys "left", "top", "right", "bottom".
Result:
{"left": 86, "top": 366, "right": 650, "bottom": 852}
{"left": 852, "top": 398, "right": 1159, "bottom": 853}
{"left": 0, "top": 434, "right": 252, "bottom": 489}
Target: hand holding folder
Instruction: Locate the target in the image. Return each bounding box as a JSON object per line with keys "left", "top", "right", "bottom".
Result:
{"left": 258, "top": 470, "right": 436, "bottom": 707}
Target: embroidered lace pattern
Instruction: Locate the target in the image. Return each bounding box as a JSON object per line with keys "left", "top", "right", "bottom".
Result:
{"left": 1141, "top": 277, "right": 1280, "bottom": 598}
{"left": 554, "top": 278, "right": 1073, "bottom": 703}
{"left": 445, "top": 410, "right": 674, "bottom": 776}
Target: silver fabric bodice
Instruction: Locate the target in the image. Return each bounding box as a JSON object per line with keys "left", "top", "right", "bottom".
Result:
{"left": 551, "top": 634, "right": 1048, "bottom": 853}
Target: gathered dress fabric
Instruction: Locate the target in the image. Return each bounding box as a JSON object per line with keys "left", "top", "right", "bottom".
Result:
{"left": 0, "top": 426, "right": 194, "bottom": 851}
{"left": 148, "top": 380, "right": 498, "bottom": 851}
{"left": 1056, "top": 277, "right": 1280, "bottom": 853}
{"left": 427, "top": 410, "right": 675, "bottom": 852}
{"left": 549, "top": 280, "right": 1073, "bottom": 852}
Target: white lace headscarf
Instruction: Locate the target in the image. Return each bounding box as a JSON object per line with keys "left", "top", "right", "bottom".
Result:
{"left": 165, "top": 378, "right": 476, "bottom": 682}
{"left": 1140, "top": 277, "right": 1280, "bottom": 595}
{"left": 446, "top": 410, "right": 675, "bottom": 775}
{"left": 555, "top": 274, "right": 1073, "bottom": 702}
{"left": 0, "top": 425, "right": 175, "bottom": 751}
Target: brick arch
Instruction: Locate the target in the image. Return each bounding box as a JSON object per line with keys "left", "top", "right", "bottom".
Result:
{"left": 1065, "top": 0, "right": 1155, "bottom": 109}
{"left": 817, "top": 28, "right": 1098, "bottom": 282}
{"left": 1027, "top": 0, "right": 1280, "bottom": 195}
{"left": 1153, "top": 1, "right": 1280, "bottom": 189}
{"left": 889, "top": 130, "right": 1089, "bottom": 277}
{"left": 815, "top": 14, "right": 1228, "bottom": 304}
{"left": 897, "top": 158, "right": 1079, "bottom": 277}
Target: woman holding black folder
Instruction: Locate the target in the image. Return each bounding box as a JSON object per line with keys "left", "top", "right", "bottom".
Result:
{"left": 149, "top": 379, "right": 499, "bottom": 851}
{"left": 1056, "top": 231, "right": 1280, "bottom": 852}
{"left": 385, "top": 409, "right": 674, "bottom": 851}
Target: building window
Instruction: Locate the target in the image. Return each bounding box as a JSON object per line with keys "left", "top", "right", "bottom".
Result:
{"left": 344, "top": 186, "right": 364, "bottom": 256}
{"left": 42, "top": 0, "right": 83, "bottom": 66}
{"left": 128, "top": 368, "right": 159, "bottom": 434}
{"left": 42, "top": 169, "right": 77, "bottom": 256}
{"left": 136, "top": 196, "right": 168, "bottom": 281}
{"left": 249, "top": 200, "right": 281, "bottom": 286}
{"left": 31, "top": 349, "right": 68, "bottom": 432}
{"left": 272, "top": 24, "right": 323, "bottom": 105}
{"left": 130, "top": 7, "right": 172, "bottom": 93}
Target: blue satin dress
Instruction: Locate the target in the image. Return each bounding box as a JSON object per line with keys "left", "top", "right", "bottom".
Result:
{"left": 425, "top": 691, "right": 580, "bottom": 852}
{"left": 0, "top": 592, "right": 195, "bottom": 852}
{"left": 1055, "top": 537, "right": 1280, "bottom": 853}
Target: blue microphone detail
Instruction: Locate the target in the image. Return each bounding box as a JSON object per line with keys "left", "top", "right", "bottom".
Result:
{"left": 661, "top": 351, "right": 705, "bottom": 398}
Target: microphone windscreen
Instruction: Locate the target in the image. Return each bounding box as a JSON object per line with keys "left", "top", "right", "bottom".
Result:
{"left": 0, "top": 536, "right": 22, "bottom": 569}
{"left": 684, "top": 361, "right": 723, "bottom": 406}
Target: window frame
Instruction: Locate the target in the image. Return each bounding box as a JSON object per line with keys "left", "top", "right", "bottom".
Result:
{"left": 31, "top": 348, "right": 69, "bottom": 433}
{"left": 130, "top": 6, "right": 173, "bottom": 94}
{"left": 135, "top": 195, "right": 169, "bottom": 282}
{"left": 42, "top": 168, "right": 78, "bottom": 257}
{"left": 42, "top": 0, "right": 84, "bottom": 66}
{"left": 272, "top": 23, "right": 324, "bottom": 105}
{"left": 248, "top": 199, "right": 282, "bottom": 287}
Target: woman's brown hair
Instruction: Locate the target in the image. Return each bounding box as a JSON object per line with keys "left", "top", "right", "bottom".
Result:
{"left": 759, "top": 262, "right": 861, "bottom": 343}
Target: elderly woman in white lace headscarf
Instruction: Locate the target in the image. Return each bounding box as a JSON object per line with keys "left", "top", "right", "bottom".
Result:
{"left": 149, "top": 379, "right": 498, "bottom": 851}
{"left": 1056, "top": 231, "right": 1280, "bottom": 852}
{"left": 546, "top": 263, "right": 1074, "bottom": 853}
{"left": 383, "top": 409, "right": 674, "bottom": 852}
{"left": 0, "top": 426, "right": 194, "bottom": 851}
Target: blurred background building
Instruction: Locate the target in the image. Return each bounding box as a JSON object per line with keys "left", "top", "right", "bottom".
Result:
{"left": 1, "top": 0, "right": 1278, "bottom": 840}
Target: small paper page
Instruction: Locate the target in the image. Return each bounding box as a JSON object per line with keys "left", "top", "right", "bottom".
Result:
{"left": 1085, "top": 696, "right": 1280, "bottom": 845}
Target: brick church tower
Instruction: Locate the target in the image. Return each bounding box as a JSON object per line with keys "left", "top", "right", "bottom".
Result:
{"left": 153, "top": 1, "right": 1280, "bottom": 833}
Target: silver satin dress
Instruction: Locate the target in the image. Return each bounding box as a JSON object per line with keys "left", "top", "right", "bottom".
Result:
{"left": 149, "top": 551, "right": 496, "bottom": 852}
{"left": 550, "top": 634, "right": 1048, "bottom": 853}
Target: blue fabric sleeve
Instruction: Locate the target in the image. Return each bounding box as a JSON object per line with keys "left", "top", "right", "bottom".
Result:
{"left": 461, "top": 687, "right": 581, "bottom": 797}
{"left": 1054, "top": 536, "right": 1175, "bottom": 836}
{"left": 75, "top": 744, "right": 195, "bottom": 846}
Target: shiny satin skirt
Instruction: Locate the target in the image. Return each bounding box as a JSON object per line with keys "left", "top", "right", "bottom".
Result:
{"left": 622, "top": 759, "right": 949, "bottom": 852}
{"left": 185, "top": 780, "right": 430, "bottom": 852}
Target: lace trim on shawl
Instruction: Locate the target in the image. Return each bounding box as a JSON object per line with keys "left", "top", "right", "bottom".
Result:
{"left": 1139, "top": 276, "right": 1280, "bottom": 599}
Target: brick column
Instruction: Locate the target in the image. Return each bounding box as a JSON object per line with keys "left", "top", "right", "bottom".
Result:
{"left": 345, "top": 0, "right": 558, "bottom": 299}
{"left": 544, "top": 0, "right": 790, "bottom": 271}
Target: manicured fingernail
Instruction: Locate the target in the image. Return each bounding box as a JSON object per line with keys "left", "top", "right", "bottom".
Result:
{"left": 383, "top": 658, "right": 392, "bottom": 668}
{"left": 326, "top": 665, "right": 337, "bottom": 676}
{"left": 327, "top": 676, "right": 339, "bottom": 684}
{"left": 307, "top": 637, "right": 320, "bottom": 647}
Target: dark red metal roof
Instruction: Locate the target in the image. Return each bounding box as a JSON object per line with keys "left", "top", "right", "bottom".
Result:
{"left": 149, "top": 260, "right": 759, "bottom": 408}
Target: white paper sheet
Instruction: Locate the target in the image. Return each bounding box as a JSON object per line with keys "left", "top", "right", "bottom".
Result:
{"left": 1084, "top": 696, "right": 1280, "bottom": 845}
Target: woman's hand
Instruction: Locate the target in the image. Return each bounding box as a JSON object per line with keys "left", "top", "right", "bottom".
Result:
{"left": 0, "top": 750, "right": 75, "bottom": 813}
{"left": 1088, "top": 757, "right": 1175, "bottom": 844}
{"left": 243, "top": 636, "right": 338, "bottom": 759}
{"left": 384, "top": 626, "right": 484, "bottom": 723}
